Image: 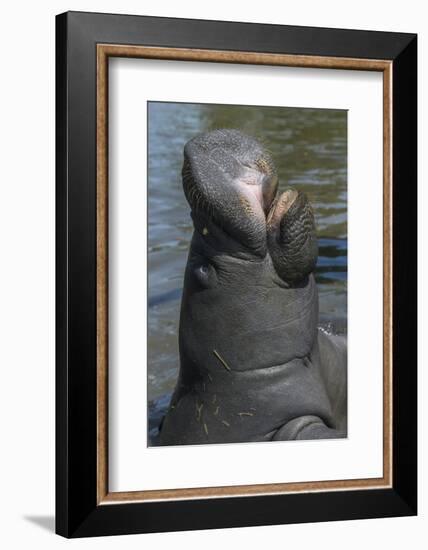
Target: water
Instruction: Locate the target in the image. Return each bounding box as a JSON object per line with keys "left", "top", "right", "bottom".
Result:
{"left": 148, "top": 102, "right": 347, "bottom": 408}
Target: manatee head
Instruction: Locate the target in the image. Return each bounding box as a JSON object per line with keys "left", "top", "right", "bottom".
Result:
{"left": 182, "top": 129, "right": 317, "bottom": 284}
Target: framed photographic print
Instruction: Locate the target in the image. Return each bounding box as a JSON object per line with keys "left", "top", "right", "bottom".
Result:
{"left": 56, "top": 11, "right": 417, "bottom": 537}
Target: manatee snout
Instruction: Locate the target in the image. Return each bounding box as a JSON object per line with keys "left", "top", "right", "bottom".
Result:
{"left": 183, "top": 129, "right": 278, "bottom": 219}
{"left": 182, "top": 129, "right": 317, "bottom": 284}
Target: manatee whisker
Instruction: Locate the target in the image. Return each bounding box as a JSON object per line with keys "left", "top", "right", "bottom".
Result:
{"left": 195, "top": 402, "right": 203, "bottom": 421}
{"left": 237, "top": 412, "right": 254, "bottom": 418}
{"left": 239, "top": 196, "right": 253, "bottom": 214}
{"left": 213, "top": 349, "right": 232, "bottom": 372}
{"left": 221, "top": 420, "right": 230, "bottom": 427}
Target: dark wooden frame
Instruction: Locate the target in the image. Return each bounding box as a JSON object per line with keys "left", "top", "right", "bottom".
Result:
{"left": 56, "top": 10, "right": 417, "bottom": 538}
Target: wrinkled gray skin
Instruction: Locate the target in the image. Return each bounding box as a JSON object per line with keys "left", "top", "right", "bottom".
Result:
{"left": 159, "top": 129, "right": 347, "bottom": 445}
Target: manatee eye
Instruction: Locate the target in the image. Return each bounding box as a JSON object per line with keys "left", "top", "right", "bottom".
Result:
{"left": 193, "top": 263, "right": 216, "bottom": 288}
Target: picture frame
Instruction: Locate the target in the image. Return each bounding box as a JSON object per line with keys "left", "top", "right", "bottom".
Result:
{"left": 56, "top": 10, "right": 417, "bottom": 538}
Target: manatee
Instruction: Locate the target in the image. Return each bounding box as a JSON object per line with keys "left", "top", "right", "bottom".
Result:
{"left": 158, "top": 129, "right": 347, "bottom": 445}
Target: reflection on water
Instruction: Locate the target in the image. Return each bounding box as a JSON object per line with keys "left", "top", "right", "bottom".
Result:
{"left": 148, "top": 102, "right": 347, "bottom": 402}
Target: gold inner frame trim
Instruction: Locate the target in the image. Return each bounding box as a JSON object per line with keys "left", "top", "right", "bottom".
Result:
{"left": 96, "top": 44, "right": 393, "bottom": 505}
